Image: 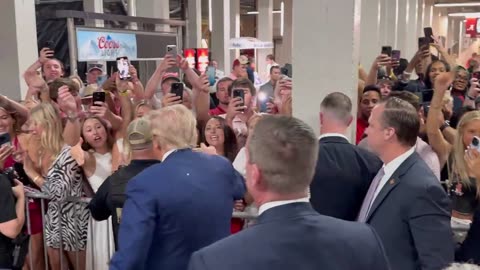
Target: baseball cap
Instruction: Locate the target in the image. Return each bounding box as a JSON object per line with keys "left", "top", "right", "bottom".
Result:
{"left": 161, "top": 72, "right": 181, "bottom": 84}
{"left": 232, "top": 56, "right": 249, "bottom": 69}
{"left": 127, "top": 118, "right": 153, "bottom": 150}
{"left": 87, "top": 63, "right": 103, "bottom": 73}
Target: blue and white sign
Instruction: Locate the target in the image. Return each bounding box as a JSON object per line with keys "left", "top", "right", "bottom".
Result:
{"left": 76, "top": 29, "right": 138, "bottom": 61}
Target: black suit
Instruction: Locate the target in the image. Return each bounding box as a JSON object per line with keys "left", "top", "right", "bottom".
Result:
{"left": 310, "top": 136, "right": 382, "bottom": 221}
{"left": 188, "top": 203, "right": 390, "bottom": 270}
{"left": 456, "top": 206, "right": 480, "bottom": 264}
{"left": 367, "top": 153, "right": 453, "bottom": 270}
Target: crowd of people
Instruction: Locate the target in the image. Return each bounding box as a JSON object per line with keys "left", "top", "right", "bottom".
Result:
{"left": 0, "top": 29, "right": 479, "bottom": 270}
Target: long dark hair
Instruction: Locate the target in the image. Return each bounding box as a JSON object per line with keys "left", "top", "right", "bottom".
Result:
{"left": 424, "top": 59, "right": 450, "bottom": 89}
{"left": 81, "top": 116, "right": 115, "bottom": 152}
{"left": 202, "top": 116, "right": 238, "bottom": 162}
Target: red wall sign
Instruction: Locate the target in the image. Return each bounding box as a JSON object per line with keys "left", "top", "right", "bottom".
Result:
{"left": 465, "top": 18, "right": 478, "bottom": 38}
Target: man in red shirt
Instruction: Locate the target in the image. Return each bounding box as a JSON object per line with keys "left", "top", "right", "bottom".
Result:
{"left": 357, "top": 85, "right": 381, "bottom": 144}
{"left": 209, "top": 77, "right": 233, "bottom": 116}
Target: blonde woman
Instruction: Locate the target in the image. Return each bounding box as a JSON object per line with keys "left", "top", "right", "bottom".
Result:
{"left": 23, "top": 88, "right": 88, "bottom": 270}
{"left": 427, "top": 72, "right": 480, "bottom": 221}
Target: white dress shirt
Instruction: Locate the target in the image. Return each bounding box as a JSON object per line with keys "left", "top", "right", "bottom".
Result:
{"left": 318, "top": 133, "right": 349, "bottom": 141}
{"left": 258, "top": 197, "right": 310, "bottom": 216}
{"left": 162, "top": 149, "right": 178, "bottom": 162}
{"left": 372, "top": 147, "right": 415, "bottom": 202}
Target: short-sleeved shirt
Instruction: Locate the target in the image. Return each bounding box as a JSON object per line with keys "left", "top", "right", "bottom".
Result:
{"left": 0, "top": 175, "right": 16, "bottom": 268}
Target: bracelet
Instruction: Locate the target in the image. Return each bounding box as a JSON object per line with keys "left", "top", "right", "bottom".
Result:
{"left": 440, "top": 121, "right": 450, "bottom": 132}
{"left": 119, "top": 90, "right": 130, "bottom": 96}
{"left": 66, "top": 111, "right": 79, "bottom": 122}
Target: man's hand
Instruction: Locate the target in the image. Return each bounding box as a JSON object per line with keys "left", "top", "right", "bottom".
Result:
{"left": 161, "top": 93, "right": 182, "bottom": 107}
{"left": 193, "top": 143, "right": 218, "bottom": 155}
{"left": 467, "top": 78, "right": 480, "bottom": 99}
{"left": 177, "top": 55, "right": 190, "bottom": 71}
{"left": 11, "top": 179, "right": 25, "bottom": 199}
{"left": 157, "top": 54, "right": 177, "bottom": 73}
{"left": 129, "top": 65, "right": 139, "bottom": 82}
{"left": 374, "top": 54, "right": 392, "bottom": 68}
{"left": 39, "top": 48, "right": 54, "bottom": 64}
{"left": 226, "top": 97, "right": 246, "bottom": 122}
{"left": 196, "top": 74, "right": 210, "bottom": 93}
{"left": 57, "top": 85, "right": 78, "bottom": 113}
{"left": 433, "top": 72, "right": 454, "bottom": 94}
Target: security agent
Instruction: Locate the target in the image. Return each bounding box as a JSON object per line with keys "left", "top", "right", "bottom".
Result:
{"left": 88, "top": 117, "right": 159, "bottom": 250}
{"left": 0, "top": 176, "right": 25, "bottom": 269}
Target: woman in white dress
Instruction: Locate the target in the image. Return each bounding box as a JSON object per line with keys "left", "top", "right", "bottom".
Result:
{"left": 73, "top": 115, "right": 116, "bottom": 270}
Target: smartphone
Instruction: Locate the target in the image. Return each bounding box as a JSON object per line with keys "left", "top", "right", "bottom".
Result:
{"left": 43, "top": 40, "right": 55, "bottom": 58}
{"left": 418, "top": 37, "right": 429, "bottom": 50}
{"left": 281, "top": 67, "right": 289, "bottom": 76}
{"left": 472, "top": 71, "right": 480, "bottom": 80}
{"left": 206, "top": 66, "right": 216, "bottom": 86}
{"left": 170, "top": 82, "right": 184, "bottom": 101}
{"left": 424, "top": 27, "right": 434, "bottom": 44}
{"left": 166, "top": 45, "right": 177, "bottom": 56}
{"left": 116, "top": 56, "right": 131, "bottom": 80}
{"left": 92, "top": 92, "right": 106, "bottom": 106}
{"left": 392, "top": 50, "right": 401, "bottom": 61}
{"left": 233, "top": 89, "right": 245, "bottom": 111}
{"left": 471, "top": 136, "right": 480, "bottom": 152}
{"left": 0, "top": 133, "right": 11, "bottom": 147}
{"left": 381, "top": 46, "right": 392, "bottom": 57}
{"left": 422, "top": 89, "right": 434, "bottom": 103}
{"left": 257, "top": 92, "right": 271, "bottom": 113}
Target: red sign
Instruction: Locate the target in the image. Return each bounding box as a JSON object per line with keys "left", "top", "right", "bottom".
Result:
{"left": 466, "top": 18, "right": 478, "bottom": 38}
{"left": 196, "top": 48, "right": 209, "bottom": 73}
{"left": 184, "top": 49, "right": 196, "bottom": 69}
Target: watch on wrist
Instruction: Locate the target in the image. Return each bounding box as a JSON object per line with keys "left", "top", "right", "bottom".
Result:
{"left": 440, "top": 120, "right": 450, "bottom": 132}
{"left": 66, "top": 111, "right": 79, "bottom": 122}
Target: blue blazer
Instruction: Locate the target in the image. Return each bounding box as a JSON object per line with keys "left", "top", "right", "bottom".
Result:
{"left": 310, "top": 136, "right": 382, "bottom": 221}
{"left": 188, "top": 203, "right": 390, "bottom": 270}
{"left": 366, "top": 153, "right": 454, "bottom": 270}
{"left": 109, "top": 149, "right": 246, "bottom": 270}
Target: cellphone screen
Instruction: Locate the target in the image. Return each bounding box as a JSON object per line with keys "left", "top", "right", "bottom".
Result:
{"left": 418, "top": 37, "right": 429, "bottom": 50}
{"left": 0, "top": 133, "right": 11, "bottom": 147}
{"left": 424, "top": 27, "right": 434, "bottom": 43}
{"left": 116, "top": 57, "right": 131, "bottom": 80}
{"left": 207, "top": 67, "right": 216, "bottom": 86}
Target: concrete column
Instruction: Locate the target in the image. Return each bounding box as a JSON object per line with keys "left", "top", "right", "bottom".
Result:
{"left": 186, "top": 0, "right": 201, "bottom": 48}
{"left": 230, "top": 0, "right": 240, "bottom": 64}
{"left": 292, "top": 0, "right": 362, "bottom": 140}
{"left": 257, "top": 0, "right": 273, "bottom": 81}
{"left": 210, "top": 0, "right": 231, "bottom": 73}
{"left": 0, "top": 0, "right": 38, "bottom": 100}
{"left": 359, "top": 0, "right": 381, "bottom": 69}
{"left": 397, "top": 0, "right": 419, "bottom": 61}
{"left": 274, "top": 0, "right": 292, "bottom": 65}
{"left": 417, "top": 0, "right": 426, "bottom": 38}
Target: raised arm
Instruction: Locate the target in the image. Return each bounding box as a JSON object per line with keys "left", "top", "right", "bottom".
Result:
{"left": 23, "top": 48, "right": 53, "bottom": 83}
{"left": 144, "top": 54, "right": 177, "bottom": 99}
{"left": 366, "top": 54, "right": 391, "bottom": 85}
{"left": 57, "top": 86, "right": 81, "bottom": 146}
{"left": 426, "top": 72, "right": 454, "bottom": 167}
{"left": 193, "top": 74, "right": 213, "bottom": 123}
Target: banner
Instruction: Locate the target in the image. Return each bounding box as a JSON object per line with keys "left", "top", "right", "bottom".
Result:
{"left": 76, "top": 29, "right": 137, "bottom": 61}
{"left": 465, "top": 18, "right": 478, "bottom": 38}
{"left": 196, "top": 48, "right": 209, "bottom": 73}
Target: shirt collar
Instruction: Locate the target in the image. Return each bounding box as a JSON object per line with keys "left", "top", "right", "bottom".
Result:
{"left": 258, "top": 197, "right": 310, "bottom": 216}
{"left": 319, "top": 133, "right": 348, "bottom": 141}
{"left": 383, "top": 147, "right": 416, "bottom": 177}
{"left": 162, "top": 149, "right": 178, "bottom": 162}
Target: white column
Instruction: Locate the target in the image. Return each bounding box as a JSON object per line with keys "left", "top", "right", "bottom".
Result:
{"left": 211, "top": 0, "right": 231, "bottom": 73}
{"left": 230, "top": 0, "right": 240, "bottom": 63}
{"left": 257, "top": 0, "right": 273, "bottom": 81}
{"left": 0, "top": 0, "right": 38, "bottom": 100}
{"left": 359, "top": 0, "right": 381, "bottom": 69}
{"left": 186, "top": 0, "right": 201, "bottom": 48}
{"left": 84, "top": 0, "right": 106, "bottom": 75}
{"left": 275, "top": 0, "right": 292, "bottom": 65}
{"left": 292, "top": 0, "right": 362, "bottom": 140}
{"left": 397, "top": 0, "right": 419, "bottom": 61}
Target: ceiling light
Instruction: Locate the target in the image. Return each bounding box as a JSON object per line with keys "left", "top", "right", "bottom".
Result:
{"left": 435, "top": 2, "right": 480, "bottom": 7}
{"left": 246, "top": 10, "right": 282, "bottom": 15}
{"left": 448, "top": 12, "right": 480, "bottom": 17}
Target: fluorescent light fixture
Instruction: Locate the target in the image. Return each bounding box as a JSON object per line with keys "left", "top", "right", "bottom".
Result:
{"left": 448, "top": 12, "right": 480, "bottom": 17}
{"left": 246, "top": 10, "right": 282, "bottom": 15}
{"left": 280, "top": 1, "right": 284, "bottom": 36}
{"left": 435, "top": 2, "right": 480, "bottom": 7}
{"left": 208, "top": 0, "right": 212, "bottom": 32}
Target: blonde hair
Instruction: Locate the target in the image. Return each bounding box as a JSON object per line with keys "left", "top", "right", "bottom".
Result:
{"left": 148, "top": 105, "right": 197, "bottom": 149}
{"left": 452, "top": 110, "right": 480, "bottom": 194}
{"left": 29, "top": 103, "right": 64, "bottom": 158}
{"left": 445, "top": 263, "right": 480, "bottom": 270}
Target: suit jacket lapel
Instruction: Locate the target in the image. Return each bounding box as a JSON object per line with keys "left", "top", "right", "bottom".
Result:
{"left": 366, "top": 153, "right": 419, "bottom": 222}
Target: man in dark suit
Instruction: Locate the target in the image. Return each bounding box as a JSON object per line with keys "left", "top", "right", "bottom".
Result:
{"left": 310, "top": 92, "right": 382, "bottom": 221}
{"left": 189, "top": 115, "right": 390, "bottom": 270}
{"left": 109, "top": 105, "right": 246, "bottom": 270}
{"left": 362, "top": 97, "right": 453, "bottom": 270}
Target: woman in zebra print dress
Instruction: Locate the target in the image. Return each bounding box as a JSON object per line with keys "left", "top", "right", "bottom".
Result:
{"left": 24, "top": 93, "right": 89, "bottom": 270}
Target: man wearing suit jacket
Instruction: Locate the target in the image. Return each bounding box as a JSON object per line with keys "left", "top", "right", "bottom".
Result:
{"left": 189, "top": 115, "right": 390, "bottom": 270}
{"left": 310, "top": 92, "right": 382, "bottom": 221}
{"left": 361, "top": 97, "right": 453, "bottom": 270}
{"left": 109, "top": 105, "right": 246, "bottom": 270}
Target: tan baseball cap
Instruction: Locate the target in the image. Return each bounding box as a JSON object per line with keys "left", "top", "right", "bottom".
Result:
{"left": 127, "top": 118, "right": 153, "bottom": 150}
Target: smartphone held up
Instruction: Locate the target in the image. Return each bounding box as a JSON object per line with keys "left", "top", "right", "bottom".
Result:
{"left": 116, "top": 56, "right": 131, "bottom": 80}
